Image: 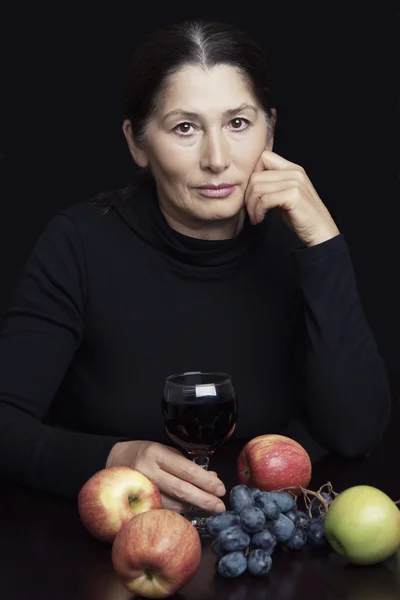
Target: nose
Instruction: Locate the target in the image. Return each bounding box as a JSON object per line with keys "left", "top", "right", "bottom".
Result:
{"left": 200, "top": 130, "right": 230, "bottom": 173}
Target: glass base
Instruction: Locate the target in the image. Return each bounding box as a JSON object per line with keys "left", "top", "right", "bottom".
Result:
{"left": 185, "top": 508, "right": 213, "bottom": 537}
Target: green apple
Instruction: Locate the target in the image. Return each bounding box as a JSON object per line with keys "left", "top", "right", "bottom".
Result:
{"left": 324, "top": 485, "right": 400, "bottom": 565}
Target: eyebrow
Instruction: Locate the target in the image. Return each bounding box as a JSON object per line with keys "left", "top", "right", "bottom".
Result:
{"left": 162, "top": 103, "right": 258, "bottom": 122}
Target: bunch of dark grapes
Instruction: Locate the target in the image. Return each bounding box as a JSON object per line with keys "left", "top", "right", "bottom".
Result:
{"left": 206, "top": 484, "right": 334, "bottom": 578}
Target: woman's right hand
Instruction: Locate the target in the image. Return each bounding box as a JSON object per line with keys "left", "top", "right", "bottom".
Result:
{"left": 106, "top": 440, "right": 226, "bottom": 514}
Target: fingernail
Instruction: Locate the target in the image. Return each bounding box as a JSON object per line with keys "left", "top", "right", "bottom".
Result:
{"left": 216, "top": 485, "right": 226, "bottom": 496}
{"left": 215, "top": 502, "right": 225, "bottom": 513}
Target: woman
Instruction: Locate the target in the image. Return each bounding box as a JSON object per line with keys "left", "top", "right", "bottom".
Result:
{"left": 0, "top": 20, "right": 391, "bottom": 514}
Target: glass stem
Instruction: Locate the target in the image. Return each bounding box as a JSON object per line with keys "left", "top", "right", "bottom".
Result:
{"left": 185, "top": 455, "right": 214, "bottom": 535}
{"left": 191, "top": 455, "right": 210, "bottom": 470}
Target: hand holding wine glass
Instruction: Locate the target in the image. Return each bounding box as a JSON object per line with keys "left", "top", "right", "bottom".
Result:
{"left": 106, "top": 439, "right": 227, "bottom": 514}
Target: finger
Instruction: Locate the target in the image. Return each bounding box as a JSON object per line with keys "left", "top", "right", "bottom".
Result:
{"left": 158, "top": 450, "right": 226, "bottom": 497}
{"left": 160, "top": 492, "right": 190, "bottom": 514}
{"left": 154, "top": 469, "right": 226, "bottom": 514}
{"left": 164, "top": 446, "right": 219, "bottom": 478}
{"left": 246, "top": 180, "right": 299, "bottom": 224}
{"left": 250, "top": 168, "right": 304, "bottom": 183}
{"left": 256, "top": 150, "right": 303, "bottom": 171}
{"left": 245, "top": 176, "right": 299, "bottom": 221}
{"left": 159, "top": 446, "right": 219, "bottom": 480}
{"left": 253, "top": 188, "right": 296, "bottom": 225}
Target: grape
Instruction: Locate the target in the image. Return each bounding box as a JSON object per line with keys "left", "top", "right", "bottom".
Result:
{"left": 211, "top": 537, "right": 227, "bottom": 558}
{"left": 219, "top": 525, "right": 251, "bottom": 552}
{"left": 310, "top": 493, "right": 332, "bottom": 519}
{"left": 285, "top": 527, "right": 307, "bottom": 550}
{"left": 250, "top": 529, "right": 277, "bottom": 554}
{"left": 247, "top": 549, "right": 273, "bottom": 577}
{"left": 321, "top": 491, "right": 333, "bottom": 504}
{"left": 213, "top": 487, "right": 334, "bottom": 584}
{"left": 268, "top": 492, "right": 296, "bottom": 513}
{"left": 206, "top": 511, "right": 240, "bottom": 536}
{"left": 254, "top": 493, "right": 280, "bottom": 520}
{"left": 284, "top": 509, "right": 300, "bottom": 526}
{"left": 218, "top": 551, "right": 248, "bottom": 578}
{"left": 240, "top": 507, "right": 266, "bottom": 533}
{"left": 269, "top": 513, "right": 296, "bottom": 542}
{"left": 230, "top": 485, "right": 254, "bottom": 514}
{"left": 310, "top": 497, "right": 321, "bottom": 518}
{"left": 307, "top": 518, "right": 326, "bottom": 547}
{"left": 296, "top": 510, "right": 310, "bottom": 528}
{"left": 249, "top": 488, "right": 262, "bottom": 500}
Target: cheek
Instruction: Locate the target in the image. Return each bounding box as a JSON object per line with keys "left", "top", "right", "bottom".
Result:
{"left": 238, "top": 132, "right": 266, "bottom": 160}
{"left": 152, "top": 141, "right": 196, "bottom": 177}
{"left": 232, "top": 136, "right": 266, "bottom": 174}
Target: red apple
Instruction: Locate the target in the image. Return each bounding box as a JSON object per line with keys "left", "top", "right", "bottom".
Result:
{"left": 112, "top": 509, "right": 202, "bottom": 599}
{"left": 237, "top": 434, "right": 312, "bottom": 491}
{"left": 78, "top": 466, "right": 162, "bottom": 543}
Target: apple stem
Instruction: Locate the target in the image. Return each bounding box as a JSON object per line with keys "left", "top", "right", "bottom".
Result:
{"left": 276, "top": 481, "right": 338, "bottom": 520}
{"left": 395, "top": 499, "right": 400, "bottom": 506}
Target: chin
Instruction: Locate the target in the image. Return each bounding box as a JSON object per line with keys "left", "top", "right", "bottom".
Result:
{"left": 198, "top": 201, "right": 244, "bottom": 222}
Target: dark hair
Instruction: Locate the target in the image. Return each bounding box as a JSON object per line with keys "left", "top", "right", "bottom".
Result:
{"left": 94, "top": 19, "right": 276, "bottom": 212}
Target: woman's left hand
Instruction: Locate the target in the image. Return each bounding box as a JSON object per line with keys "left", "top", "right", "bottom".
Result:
{"left": 244, "top": 150, "right": 340, "bottom": 247}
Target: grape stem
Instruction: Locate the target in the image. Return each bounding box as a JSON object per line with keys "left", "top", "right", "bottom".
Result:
{"left": 275, "top": 481, "right": 338, "bottom": 520}
{"left": 274, "top": 482, "right": 400, "bottom": 511}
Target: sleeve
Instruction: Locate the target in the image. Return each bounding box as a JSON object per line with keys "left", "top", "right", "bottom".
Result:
{"left": 0, "top": 214, "right": 128, "bottom": 498}
{"left": 290, "top": 233, "right": 391, "bottom": 458}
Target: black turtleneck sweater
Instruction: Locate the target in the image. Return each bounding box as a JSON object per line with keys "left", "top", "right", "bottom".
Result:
{"left": 0, "top": 178, "right": 391, "bottom": 498}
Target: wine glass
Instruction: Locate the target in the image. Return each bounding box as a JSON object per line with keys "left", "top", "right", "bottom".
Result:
{"left": 162, "top": 371, "right": 238, "bottom": 534}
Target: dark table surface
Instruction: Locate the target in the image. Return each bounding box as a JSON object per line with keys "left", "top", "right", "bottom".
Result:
{"left": 1, "top": 377, "right": 400, "bottom": 600}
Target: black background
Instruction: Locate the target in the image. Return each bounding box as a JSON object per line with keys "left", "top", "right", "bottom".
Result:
{"left": 1, "top": 5, "right": 398, "bottom": 375}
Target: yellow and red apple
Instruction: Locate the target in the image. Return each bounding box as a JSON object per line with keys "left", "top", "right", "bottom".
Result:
{"left": 78, "top": 466, "right": 162, "bottom": 543}
{"left": 112, "top": 509, "right": 202, "bottom": 598}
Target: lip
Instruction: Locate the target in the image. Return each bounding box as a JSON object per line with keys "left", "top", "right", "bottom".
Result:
{"left": 198, "top": 184, "right": 235, "bottom": 190}
{"left": 196, "top": 184, "right": 236, "bottom": 198}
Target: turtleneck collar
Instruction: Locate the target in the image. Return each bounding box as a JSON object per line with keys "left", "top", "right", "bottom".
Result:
{"left": 113, "top": 177, "right": 273, "bottom": 278}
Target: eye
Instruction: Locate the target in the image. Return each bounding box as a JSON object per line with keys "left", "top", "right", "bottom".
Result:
{"left": 174, "top": 122, "right": 195, "bottom": 136}
{"left": 173, "top": 117, "right": 251, "bottom": 137}
{"left": 229, "top": 118, "right": 251, "bottom": 131}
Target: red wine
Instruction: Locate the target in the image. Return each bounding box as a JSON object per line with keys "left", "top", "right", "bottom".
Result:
{"left": 162, "top": 396, "right": 237, "bottom": 455}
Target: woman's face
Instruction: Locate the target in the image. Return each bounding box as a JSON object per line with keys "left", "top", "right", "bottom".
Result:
{"left": 124, "top": 64, "right": 274, "bottom": 230}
